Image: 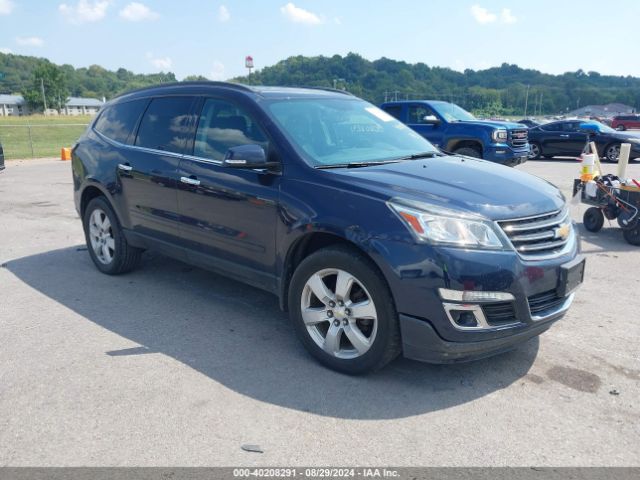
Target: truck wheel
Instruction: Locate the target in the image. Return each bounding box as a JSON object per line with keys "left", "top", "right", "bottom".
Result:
{"left": 528, "top": 142, "right": 541, "bottom": 159}
{"left": 583, "top": 207, "right": 604, "bottom": 232}
{"left": 83, "top": 196, "right": 142, "bottom": 274}
{"left": 453, "top": 147, "right": 481, "bottom": 159}
{"left": 623, "top": 224, "right": 640, "bottom": 246}
{"left": 288, "top": 245, "right": 401, "bottom": 374}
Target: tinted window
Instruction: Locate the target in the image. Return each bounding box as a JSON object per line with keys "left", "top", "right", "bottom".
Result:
{"left": 562, "top": 122, "right": 580, "bottom": 132}
{"left": 94, "top": 99, "right": 147, "bottom": 144}
{"left": 541, "top": 122, "right": 561, "bottom": 132}
{"left": 193, "top": 98, "right": 268, "bottom": 161}
{"left": 382, "top": 105, "right": 402, "bottom": 120}
{"left": 135, "top": 96, "right": 195, "bottom": 154}
{"left": 408, "top": 105, "right": 438, "bottom": 124}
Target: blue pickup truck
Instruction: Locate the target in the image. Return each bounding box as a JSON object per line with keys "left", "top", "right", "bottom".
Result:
{"left": 380, "top": 100, "right": 529, "bottom": 166}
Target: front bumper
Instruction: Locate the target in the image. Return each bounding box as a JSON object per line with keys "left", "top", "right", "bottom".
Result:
{"left": 484, "top": 144, "right": 529, "bottom": 166}
{"left": 371, "top": 232, "right": 582, "bottom": 361}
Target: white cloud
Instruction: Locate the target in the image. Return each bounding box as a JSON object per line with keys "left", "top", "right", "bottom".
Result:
{"left": 470, "top": 5, "right": 496, "bottom": 24}
{"left": 149, "top": 56, "right": 172, "bottom": 70}
{"left": 119, "top": 2, "right": 159, "bottom": 22}
{"left": 59, "top": 0, "right": 110, "bottom": 24}
{"left": 280, "top": 2, "right": 322, "bottom": 25}
{"left": 500, "top": 8, "right": 517, "bottom": 24}
{"left": 209, "top": 61, "right": 226, "bottom": 80}
{"left": 0, "top": 47, "right": 13, "bottom": 54}
{"left": 16, "top": 36, "right": 44, "bottom": 47}
{"left": 0, "top": 0, "right": 15, "bottom": 15}
{"left": 218, "top": 5, "right": 230, "bottom": 22}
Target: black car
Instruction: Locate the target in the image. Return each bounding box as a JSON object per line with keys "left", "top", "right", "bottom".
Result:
{"left": 528, "top": 120, "right": 640, "bottom": 162}
{"left": 72, "top": 82, "right": 584, "bottom": 374}
{"left": 516, "top": 119, "right": 540, "bottom": 128}
{"left": 0, "top": 140, "right": 5, "bottom": 171}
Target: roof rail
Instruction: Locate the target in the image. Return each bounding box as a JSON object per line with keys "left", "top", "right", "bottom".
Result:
{"left": 111, "top": 80, "right": 255, "bottom": 101}
{"left": 298, "top": 86, "right": 354, "bottom": 96}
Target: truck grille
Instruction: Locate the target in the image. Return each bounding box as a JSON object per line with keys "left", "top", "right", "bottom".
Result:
{"left": 509, "top": 129, "right": 528, "bottom": 148}
{"left": 497, "top": 208, "right": 572, "bottom": 258}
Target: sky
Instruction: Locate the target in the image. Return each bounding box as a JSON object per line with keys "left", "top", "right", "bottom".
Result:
{"left": 1, "top": 0, "right": 640, "bottom": 80}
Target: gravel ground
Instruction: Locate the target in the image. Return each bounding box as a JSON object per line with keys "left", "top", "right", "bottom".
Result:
{"left": 0, "top": 157, "right": 638, "bottom": 466}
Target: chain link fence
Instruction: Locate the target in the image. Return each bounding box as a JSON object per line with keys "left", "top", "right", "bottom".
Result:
{"left": 0, "top": 122, "right": 89, "bottom": 160}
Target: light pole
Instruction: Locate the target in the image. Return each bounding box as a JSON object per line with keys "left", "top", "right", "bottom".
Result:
{"left": 523, "top": 84, "right": 530, "bottom": 118}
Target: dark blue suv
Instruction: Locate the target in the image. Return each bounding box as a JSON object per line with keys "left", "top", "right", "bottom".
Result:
{"left": 72, "top": 82, "right": 584, "bottom": 374}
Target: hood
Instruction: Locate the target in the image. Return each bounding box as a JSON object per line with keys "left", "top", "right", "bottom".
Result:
{"left": 329, "top": 156, "right": 564, "bottom": 221}
{"left": 454, "top": 119, "right": 525, "bottom": 130}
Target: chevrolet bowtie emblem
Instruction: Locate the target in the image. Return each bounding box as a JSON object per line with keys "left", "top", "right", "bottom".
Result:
{"left": 555, "top": 223, "right": 571, "bottom": 240}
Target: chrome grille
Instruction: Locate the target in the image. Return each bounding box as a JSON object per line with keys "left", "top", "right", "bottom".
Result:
{"left": 528, "top": 290, "right": 565, "bottom": 315}
{"left": 509, "top": 129, "right": 528, "bottom": 148}
{"left": 498, "top": 208, "right": 572, "bottom": 258}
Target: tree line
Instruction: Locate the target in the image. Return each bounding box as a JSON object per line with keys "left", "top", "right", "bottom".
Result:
{"left": 2, "top": 51, "right": 640, "bottom": 115}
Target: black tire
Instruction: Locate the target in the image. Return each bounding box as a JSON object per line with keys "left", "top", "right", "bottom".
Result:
{"left": 83, "top": 196, "right": 142, "bottom": 274}
{"left": 604, "top": 143, "right": 621, "bottom": 163}
{"left": 528, "top": 142, "right": 542, "bottom": 160}
{"left": 543, "top": 154, "right": 553, "bottom": 159}
{"left": 288, "top": 245, "right": 401, "bottom": 374}
{"left": 623, "top": 224, "right": 640, "bottom": 246}
{"left": 616, "top": 125, "right": 626, "bottom": 131}
{"left": 583, "top": 207, "right": 604, "bottom": 233}
{"left": 453, "top": 146, "right": 482, "bottom": 159}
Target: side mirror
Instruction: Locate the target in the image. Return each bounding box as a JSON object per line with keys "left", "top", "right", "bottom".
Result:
{"left": 222, "top": 145, "right": 277, "bottom": 170}
{"left": 422, "top": 115, "right": 440, "bottom": 125}
{"left": 579, "top": 123, "right": 600, "bottom": 135}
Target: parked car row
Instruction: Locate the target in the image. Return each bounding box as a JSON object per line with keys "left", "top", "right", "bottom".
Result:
{"left": 72, "top": 82, "right": 583, "bottom": 373}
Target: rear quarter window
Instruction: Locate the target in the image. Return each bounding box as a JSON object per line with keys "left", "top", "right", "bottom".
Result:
{"left": 135, "top": 96, "right": 196, "bottom": 154}
{"left": 94, "top": 99, "right": 147, "bottom": 144}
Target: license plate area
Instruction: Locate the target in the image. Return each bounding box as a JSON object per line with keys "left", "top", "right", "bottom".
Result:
{"left": 557, "top": 256, "right": 586, "bottom": 297}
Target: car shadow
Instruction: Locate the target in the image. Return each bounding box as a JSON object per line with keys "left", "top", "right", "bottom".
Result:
{"left": 5, "top": 246, "right": 540, "bottom": 420}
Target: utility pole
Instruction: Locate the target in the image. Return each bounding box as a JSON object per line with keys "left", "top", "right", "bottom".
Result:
{"left": 40, "top": 77, "right": 48, "bottom": 113}
{"left": 524, "top": 84, "right": 530, "bottom": 117}
{"left": 539, "top": 92, "right": 543, "bottom": 115}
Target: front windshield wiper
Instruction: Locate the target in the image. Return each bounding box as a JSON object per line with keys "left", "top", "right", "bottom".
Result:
{"left": 393, "top": 151, "right": 442, "bottom": 161}
{"left": 315, "top": 160, "right": 401, "bottom": 169}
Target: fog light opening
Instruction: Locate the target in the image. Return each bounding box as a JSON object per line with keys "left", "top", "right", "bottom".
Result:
{"left": 450, "top": 310, "right": 479, "bottom": 328}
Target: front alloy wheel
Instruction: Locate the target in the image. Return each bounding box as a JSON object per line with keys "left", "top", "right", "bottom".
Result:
{"left": 301, "top": 268, "right": 378, "bottom": 359}
{"left": 289, "top": 246, "right": 401, "bottom": 374}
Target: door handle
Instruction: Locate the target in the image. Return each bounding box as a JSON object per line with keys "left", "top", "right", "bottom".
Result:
{"left": 118, "top": 163, "right": 133, "bottom": 172}
{"left": 180, "top": 176, "right": 201, "bottom": 186}
{"left": 560, "top": 134, "right": 569, "bottom": 138}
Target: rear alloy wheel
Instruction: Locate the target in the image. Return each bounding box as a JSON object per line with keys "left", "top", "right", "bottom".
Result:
{"left": 616, "top": 125, "right": 626, "bottom": 131}
{"left": 605, "top": 144, "right": 621, "bottom": 163}
{"left": 83, "top": 196, "right": 142, "bottom": 275}
{"left": 529, "top": 142, "right": 541, "bottom": 159}
{"left": 289, "top": 246, "right": 400, "bottom": 374}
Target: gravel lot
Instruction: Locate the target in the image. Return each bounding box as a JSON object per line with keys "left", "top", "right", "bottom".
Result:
{"left": 0, "top": 157, "right": 638, "bottom": 466}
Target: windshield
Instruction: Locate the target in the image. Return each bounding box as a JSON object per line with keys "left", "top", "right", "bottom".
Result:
{"left": 587, "top": 121, "right": 615, "bottom": 133}
{"left": 265, "top": 98, "right": 438, "bottom": 167}
{"left": 431, "top": 103, "right": 476, "bottom": 122}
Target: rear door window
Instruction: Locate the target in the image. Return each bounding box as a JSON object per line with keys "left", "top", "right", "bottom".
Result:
{"left": 135, "top": 96, "right": 196, "bottom": 154}
{"left": 94, "top": 99, "right": 147, "bottom": 144}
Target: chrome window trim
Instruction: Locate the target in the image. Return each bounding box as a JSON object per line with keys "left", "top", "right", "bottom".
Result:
{"left": 94, "top": 129, "right": 184, "bottom": 160}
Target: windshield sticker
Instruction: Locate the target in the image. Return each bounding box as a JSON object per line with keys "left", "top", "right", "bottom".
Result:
{"left": 365, "top": 107, "right": 394, "bottom": 122}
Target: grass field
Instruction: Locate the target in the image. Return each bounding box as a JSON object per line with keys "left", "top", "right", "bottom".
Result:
{"left": 0, "top": 115, "right": 93, "bottom": 160}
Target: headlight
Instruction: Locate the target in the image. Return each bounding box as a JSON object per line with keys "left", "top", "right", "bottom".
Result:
{"left": 388, "top": 199, "right": 505, "bottom": 249}
{"left": 492, "top": 129, "right": 508, "bottom": 142}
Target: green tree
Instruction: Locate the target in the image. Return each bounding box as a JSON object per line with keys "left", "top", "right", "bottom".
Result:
{"left": 23, "top": 63, "right": 68, "bottom": 112}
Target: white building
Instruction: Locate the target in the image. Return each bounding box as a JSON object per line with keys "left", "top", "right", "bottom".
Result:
{"left": 0, "top": 94, "right": 27, "bottom": 116}
{"left": 0, "top": 95, "right": 104, "bottom": 116}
